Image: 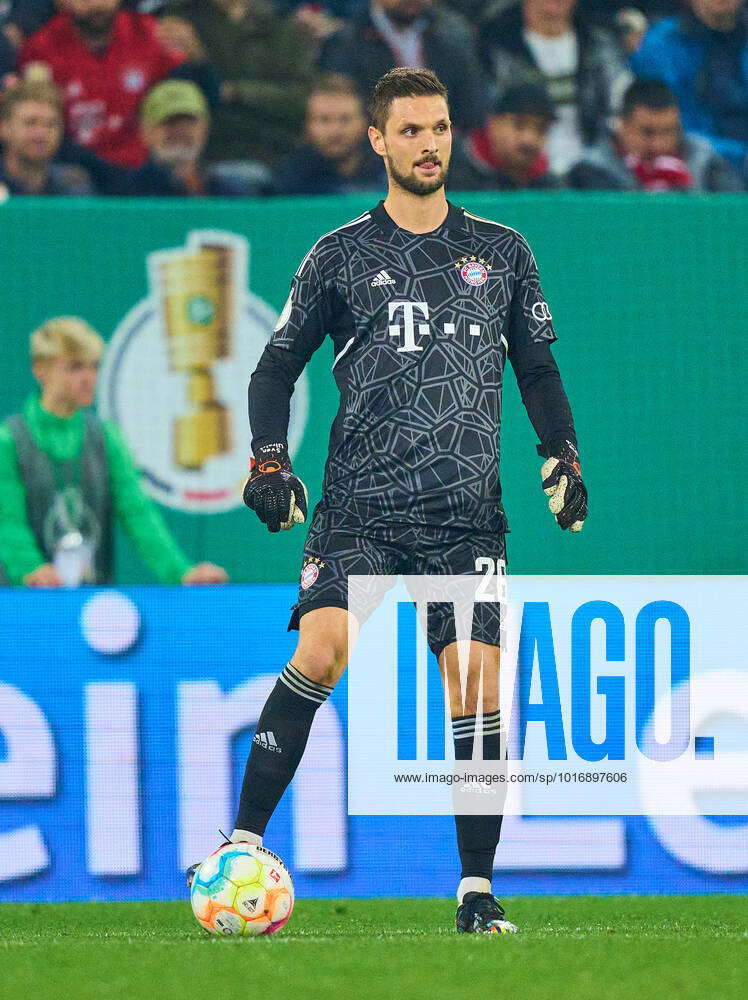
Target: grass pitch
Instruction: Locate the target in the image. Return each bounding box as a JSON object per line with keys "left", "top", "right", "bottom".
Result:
{"left": 1, "top": 896, "right": 746, "bottom": 1000}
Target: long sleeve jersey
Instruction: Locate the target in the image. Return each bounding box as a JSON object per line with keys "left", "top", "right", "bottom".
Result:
{"left": 250, "top": 200, "right": 577, "bottom": 534}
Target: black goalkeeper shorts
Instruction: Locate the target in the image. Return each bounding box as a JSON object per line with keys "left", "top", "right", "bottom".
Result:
{"left": 288, "top": 506, "right": 506, "bottom": 658}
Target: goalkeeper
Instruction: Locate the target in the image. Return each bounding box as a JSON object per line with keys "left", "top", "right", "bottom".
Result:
{"left": 195, "top": 68, "right": 587, "bottom": 935}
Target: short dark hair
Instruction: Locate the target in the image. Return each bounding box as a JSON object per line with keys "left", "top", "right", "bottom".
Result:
{"left": 368, "top": 68, "right": 448, "bottom": 131}
{"left": 493, "top": 83, "right": 557, "bottom": 122}
{"left": 621, "top": 79, "right": 678, "bottom": 118}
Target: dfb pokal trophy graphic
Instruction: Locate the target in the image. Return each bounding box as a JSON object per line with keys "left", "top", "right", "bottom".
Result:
{"left": 151, "top": 234, "right": 235, "bottom": 471}
{"left": 100, "top": 229, "right": 308, "bottom": 513}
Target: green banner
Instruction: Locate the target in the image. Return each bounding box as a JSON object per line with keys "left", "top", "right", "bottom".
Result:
{"left": 1, "top": 193, "right": 744, "bottom": 583}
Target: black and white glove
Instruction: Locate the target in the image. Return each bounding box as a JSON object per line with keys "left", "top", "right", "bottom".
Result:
{"left": 243, "top": 443, "right": 308, "bottom": 533}
{"left": 538, "top": 441, "right": 587, "bottom": 532}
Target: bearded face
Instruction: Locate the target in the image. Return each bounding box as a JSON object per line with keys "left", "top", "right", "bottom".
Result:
{"left": 370, "top": 95, "right": 452, "bottom": 197}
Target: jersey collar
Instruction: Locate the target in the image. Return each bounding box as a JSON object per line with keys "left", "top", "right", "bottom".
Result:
{"left": 370, "top": 199, "right": 466, "bottom": 236}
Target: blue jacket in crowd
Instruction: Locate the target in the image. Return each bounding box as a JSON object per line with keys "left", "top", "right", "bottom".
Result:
{"left": 630, "top": 11, "right": 748, "bottom": 172}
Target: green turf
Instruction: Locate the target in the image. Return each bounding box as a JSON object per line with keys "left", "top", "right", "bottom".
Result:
{"left": 1, "top": 896, "right": 746, "bottom": 1000}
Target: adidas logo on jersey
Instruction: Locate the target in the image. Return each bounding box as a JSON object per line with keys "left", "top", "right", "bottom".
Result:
{"left": 371, "top": 270, "right": 396, "bottom": 287}
{"left": 253, "top": 731, "right": 282, "bottom": 753}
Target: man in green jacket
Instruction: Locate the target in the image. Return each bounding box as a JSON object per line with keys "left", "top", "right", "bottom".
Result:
{"left": 157, "top": 0, "right": 314, "bottom": 166}
{"left": 0, "top": 316, "right": 228, "bottom": 588}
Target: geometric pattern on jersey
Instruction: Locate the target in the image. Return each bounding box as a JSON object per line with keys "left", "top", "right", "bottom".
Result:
{"left": 271, "top": 201, "right": 557, "bottom": 533}
{"left": 288, "top": 505, "right": 507, "bottom": 657}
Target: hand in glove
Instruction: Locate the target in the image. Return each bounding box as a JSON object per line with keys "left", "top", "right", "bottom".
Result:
{"left": 243, "top": 443, "right": 308, "bottom": 533}
{"left": 539, "top": 441, "right": 587, "bottom": 532}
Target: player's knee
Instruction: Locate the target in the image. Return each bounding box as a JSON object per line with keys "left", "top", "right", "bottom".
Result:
{"left": 291, "top": 630, "right": 348, "bottom": 687}
{"left": 291, "top": 648, "right": 345, "bottom": 688}
{"left": 293, "top": 607, "right": 350, "bottom": 686}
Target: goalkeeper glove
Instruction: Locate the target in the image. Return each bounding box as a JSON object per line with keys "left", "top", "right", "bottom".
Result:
{"left": 538, "top": 441, "right": 587, "bottom": 532}
{"left": 243, "top": 443, "right": 308, "bottom": 533}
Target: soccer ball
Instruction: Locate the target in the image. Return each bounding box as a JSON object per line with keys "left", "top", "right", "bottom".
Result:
{"left": 190, "top": 843, "right": 294, "bottom": 936}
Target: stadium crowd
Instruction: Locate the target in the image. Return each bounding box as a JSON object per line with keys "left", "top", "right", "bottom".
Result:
{"left": 0, "top": 0, "right": 745, "bottom": 195}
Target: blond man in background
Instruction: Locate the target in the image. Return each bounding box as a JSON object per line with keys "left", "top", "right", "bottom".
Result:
{"left": 0, "top": 317, "right": 227, "bottom": 587}
{"left": 0, "top": 80, "right": 93, "bottom": 196}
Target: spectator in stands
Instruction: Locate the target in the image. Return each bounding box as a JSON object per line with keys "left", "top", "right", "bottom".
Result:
{"left": 157, "top": 0, "right": 314, "bottom": 167}
{"left": 567, "top": 77, "right": 744, "bottom": 190}
{"left": 318, "top": 1, "right": 489, "bottom": 132}
{"left": 16, "top": 0, "right": 214, "bottom": 167}
{"left": 129, "top": 78, "right": 273, "bottom": 194}
{"left": 45, "top": 77, "right": 274, "bottom": 196}
{"left": 479, "top": 0, "right": 629, "bottom": 173}
{"left": 449, "top": 82, "right": 561, "bottom": 189}
{"left": 0, "top": 80, "right": 94, "bottom": 193}
{"left": 0, "top": 317, "right": 228, "bottom": 587}
{"left": 277, "top": 73, "right": 385, "bottom": 194}
{"left": 630, "top": 0, "right": 748, "bottom": 178}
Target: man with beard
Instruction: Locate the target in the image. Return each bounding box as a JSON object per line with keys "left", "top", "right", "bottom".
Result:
{"left": 17, "top": 0, "right": 195, "bottom": 166}
{"left": 128, "top": 78, "right": 273, "bottom": 195}
{"left": 188, "top": 68, "right": 587, "bottom": 934}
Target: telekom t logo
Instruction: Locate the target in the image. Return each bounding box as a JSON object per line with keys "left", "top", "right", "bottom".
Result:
{"left": 388, "top": 301, "right": 482, "bottom": 352}
{"left": 388, "top": 301, "right": 430, "bottom": 353}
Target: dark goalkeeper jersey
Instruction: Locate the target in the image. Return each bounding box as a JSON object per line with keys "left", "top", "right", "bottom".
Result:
{"left": 249, "top": 200, "right": 577, "bottom": 533}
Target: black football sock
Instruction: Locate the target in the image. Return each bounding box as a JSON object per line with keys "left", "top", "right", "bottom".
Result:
{"left": 452, "top": 710, "right": 503, "bottom": 883}
{"left": 235, "top": 662, "right": 333, "bottom": 836}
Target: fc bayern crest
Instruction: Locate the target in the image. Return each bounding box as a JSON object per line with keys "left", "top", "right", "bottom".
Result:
{"left": 457, "top": 257, "right": 490, "bottom": 287}
{"left": 301, "top": 562, "right": 319, "bottom": 590}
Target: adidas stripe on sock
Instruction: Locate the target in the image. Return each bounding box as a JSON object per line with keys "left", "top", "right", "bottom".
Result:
{"left": 453, "top": 710, "right": 503, "bottom": 881}
{"left": 279, "top": 662, "right": 333, "bottom": 704}
{"left": 235, "top": 662, "right": 332, "bottom": 835}
{"left": 452, "top": 710, "right": 501, "bottom": 744}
